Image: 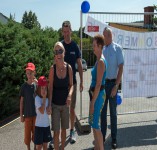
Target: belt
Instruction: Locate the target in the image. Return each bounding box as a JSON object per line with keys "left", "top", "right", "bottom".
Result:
{"left": 105, "top": 79, "right": 116, "bottom": 82}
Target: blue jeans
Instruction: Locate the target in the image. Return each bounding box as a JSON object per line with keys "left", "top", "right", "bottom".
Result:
{"left": 101, "top": 81, "right": 117, "bottom": 141}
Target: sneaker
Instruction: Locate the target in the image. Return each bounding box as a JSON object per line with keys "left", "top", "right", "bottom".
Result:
{"left": 70, "top": 130, "right": 76, "bottom": 144}
{"left": 111, "top": 139, "right": 117, "bottom": 149}
{"left": 48, "top": 139, "right": 54, "bottom": 150}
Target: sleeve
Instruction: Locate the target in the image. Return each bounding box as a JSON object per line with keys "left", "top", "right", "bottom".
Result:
{"left": 117, "top": 46, "right": 124, "bottom": 65}
{"left": 35, "top": 96, "right": 42, "bottom": 109}
{"left": 75, "top": 43, "right": 81, "bottom": 59}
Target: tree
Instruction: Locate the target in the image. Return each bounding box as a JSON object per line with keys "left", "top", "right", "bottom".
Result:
{"left": 21, "top": 11, "right": 41, "bottom": 29}
{"left": 153, "top": 5, "right": 157, "bottom": 25}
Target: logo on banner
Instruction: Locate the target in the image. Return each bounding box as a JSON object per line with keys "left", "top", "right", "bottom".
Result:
{"left": 87, "top": 21, "right": 99, "bottom": 32}
{"left": 87, "top": 25, "right": 99, "bottom": 32}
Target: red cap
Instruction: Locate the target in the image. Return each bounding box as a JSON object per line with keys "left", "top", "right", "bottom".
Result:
{"left": 25, "top": 62, "right": 35, "bottom": 71}
{"left": 38, "top": 76, "right": 48, "bottom": 86}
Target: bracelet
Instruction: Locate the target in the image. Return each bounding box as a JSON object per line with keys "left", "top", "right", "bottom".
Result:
{"left": 115, "top": 84, "right": 118, "bottom": 89}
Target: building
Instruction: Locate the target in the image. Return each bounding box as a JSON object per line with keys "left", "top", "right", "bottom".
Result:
{"left": 0, "top": 13, "right": 9, "bottom": 24}
{"left": 109, "top": 6, "right": 157, "bottom": 32}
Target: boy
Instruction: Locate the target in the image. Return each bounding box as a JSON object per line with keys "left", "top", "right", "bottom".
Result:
{"left": 20, "top": 62, "right": 37, "bottom": 150}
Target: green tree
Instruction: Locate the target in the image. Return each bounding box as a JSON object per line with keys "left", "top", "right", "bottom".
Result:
{"left": 21, "top": 11, "right": 41, "bottom": 29}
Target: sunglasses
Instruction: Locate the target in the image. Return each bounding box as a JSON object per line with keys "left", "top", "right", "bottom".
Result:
{"left": 54, "top": 49, "right": 64, "bottom": 55}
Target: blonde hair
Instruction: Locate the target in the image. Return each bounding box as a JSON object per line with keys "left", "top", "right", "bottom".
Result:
{"left": 54, "top": 42, "right": 65, "bottom": 52}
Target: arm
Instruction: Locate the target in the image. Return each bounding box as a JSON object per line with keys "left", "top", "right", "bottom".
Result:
{"left": 38, "top": 98, "right": 46, "bottom": 114}
{"left": 20, "top": 97, "right": 24, "bottom": 122}
{"left": 48, "top": 66, "right": 54, "bottom": 107}
{"left": 76, "top": 58, "right": 83, "bottom": 92}
{"left": 111, "top": 64, "right": 123, "bottom": 97}
{"left": 66, "top": 64, "right": 73, "bottom": 106}
{"left": 90, "top": 60, "right": 106, "bottom": 114}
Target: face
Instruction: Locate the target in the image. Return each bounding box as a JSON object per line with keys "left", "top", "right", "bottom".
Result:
{"left": 40, "top": 86, "right": 47, "bottom": 98}
{"left": 93, "top": 39, "right": 99, "bottom": 56}
{"left": 103, "top": 30, "right": 112, "bottom": 45}
{"left": 54, "top": 45, "right": 64, "bottom": 62}
{"left": 26, "top": 69, "right": 35, "bottom": 82}
{"left": 62, "top": 26, "right": 71, "bottom": 42}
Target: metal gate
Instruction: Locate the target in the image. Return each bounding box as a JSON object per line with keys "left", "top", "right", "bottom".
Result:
{"left": 77, "top": 10, "right": 157, "bottom": 119}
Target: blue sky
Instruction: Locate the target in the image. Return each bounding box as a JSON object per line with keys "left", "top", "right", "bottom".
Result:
{"left": 0, "top": 0, "right": 156, "bottom": 30}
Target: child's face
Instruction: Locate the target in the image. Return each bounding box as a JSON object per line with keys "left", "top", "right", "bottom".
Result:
{"left": 26, "top": 69, "right": 35, "bottom": 82}
{"left": 41, "top": 86, "right": 47, "bottom": 98}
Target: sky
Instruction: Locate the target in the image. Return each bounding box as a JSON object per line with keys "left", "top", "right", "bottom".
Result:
{"left": 0, "top": 0, "right": 156, "bottom": 30}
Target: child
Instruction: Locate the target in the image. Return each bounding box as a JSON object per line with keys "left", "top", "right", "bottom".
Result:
{"left": 34, "top": 76, "right": 52, "bottom": 150}
{"left": 20, "top": 62, "right": 37, "bottom": 150}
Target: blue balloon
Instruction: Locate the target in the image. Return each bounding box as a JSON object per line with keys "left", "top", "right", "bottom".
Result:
{"left": 81, "top": 1, "right": 90, "bottom": 13}
{"left": 116, "top": 94, "right": 122, "bottom": 105}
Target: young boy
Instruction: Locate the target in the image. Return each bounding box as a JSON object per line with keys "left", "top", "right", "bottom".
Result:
{"left": 20, "top": 62, "right": 37, "bottom": 150}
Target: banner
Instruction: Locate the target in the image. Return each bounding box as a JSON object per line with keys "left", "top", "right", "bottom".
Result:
{"left": 122, "top": 49, "right": 157, "bottom": 98}
{"left": 84, "top": 16, "right": 157, "bottom": 49}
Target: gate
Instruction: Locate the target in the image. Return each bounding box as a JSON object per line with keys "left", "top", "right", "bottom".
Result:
{"left": 77, "top": 10, "right": 157, "bottom": 119}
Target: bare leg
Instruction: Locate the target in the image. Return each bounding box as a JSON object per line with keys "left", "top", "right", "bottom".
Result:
{"left": 26, "top": 144, "right": 31, "bottom": 150}
{"left": 54, "top": 131, "right": 60, "bottom": 150}
{"left": 94, "top": 129, "right": 104, "bottom": 150}
{"left": 61, "top": 129, "right": 66, "bottom": 150}
{"left": 43, "top": 143, "right": 48, "bottom": 150}
{"left": 70, "top": 108, "right": 75, "bottom": 130}
{"left": 93, "top": 129, "right": 99, "bottom": 150}
{"left": 36, "top": 144, "right": 42, "bottom": 150}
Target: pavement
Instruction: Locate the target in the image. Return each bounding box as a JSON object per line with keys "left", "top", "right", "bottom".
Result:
{"left": 0, "top": 69, "right": 157, "bottom": 150}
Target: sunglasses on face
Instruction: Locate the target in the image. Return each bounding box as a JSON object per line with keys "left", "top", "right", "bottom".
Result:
{"left": 54, "top": 49, "right": 64, "bottom": 55}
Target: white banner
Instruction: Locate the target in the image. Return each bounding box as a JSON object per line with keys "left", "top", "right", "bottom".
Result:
{"left": 122, "top": 49, "right": 157, "bottom": 98}
{"left": 84, "top": 16, "right": 157, "bottom": 49}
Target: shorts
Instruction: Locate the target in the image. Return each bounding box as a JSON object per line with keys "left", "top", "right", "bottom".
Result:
{"left": 34, "top": 126, "right": 52, "bottom": 145}
{"left": 70, "top": 83, "right": 77, "bottom": 109}
{"left": 51, "top": 103, "right": 69, "bottom": 131}
{"left": 24, "top": 116, "right": 36, "bottom": 145}
{"left": 89, "top": 91, "right": 106, "bottom": 129}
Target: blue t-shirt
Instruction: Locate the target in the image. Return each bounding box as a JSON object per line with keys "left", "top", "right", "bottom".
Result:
{"left": 103, "top": 42, "right": 124, "bottom": 79}
{"left": 90, "top": 56, "right": 107, "bottom": 87}
{"left": 62, "top": 40, "right": 81, "bottom": 84}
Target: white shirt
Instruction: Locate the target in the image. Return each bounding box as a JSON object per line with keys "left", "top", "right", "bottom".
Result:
{"left": 35, "top": 95, "right": 50, "bottom": 127}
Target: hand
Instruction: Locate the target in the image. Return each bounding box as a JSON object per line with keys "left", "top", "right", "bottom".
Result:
{"left": 66, "top": 97, "right": 71, "bottom": 106}
{"left": 89, "top": 101, "right": 94, "bottom": 115}
{"left": 20, "top": 116, "right": 25, "bottom": 123}
{"left": 80, "top": 82, "right": 83, "bottom": 92}
{"left": 46, "top": 107, "right": 52, "bottom": 115}
{"left": 110, "top": 85, "right": 117, "bottom": 98}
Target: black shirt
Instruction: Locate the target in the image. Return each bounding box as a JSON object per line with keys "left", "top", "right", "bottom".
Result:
{"left": 52, "top": 64, "right": 69, "bottom": 105}
{"left": 62, "top": 40, "right": 81, "bottom": 84}
{"left": 19, "top": 82, "right": 36, "bottom": 117}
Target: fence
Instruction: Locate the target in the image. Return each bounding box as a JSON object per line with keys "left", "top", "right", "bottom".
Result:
{"left": 78, "top": 11, "right": 157, "bottom": 119}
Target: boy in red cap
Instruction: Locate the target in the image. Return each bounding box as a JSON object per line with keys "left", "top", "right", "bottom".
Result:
{"left": 19, "top": 62, "right": 37, "bottom": 150}
{"left": 34, "top": 76, "right": 52, "bottom": 150}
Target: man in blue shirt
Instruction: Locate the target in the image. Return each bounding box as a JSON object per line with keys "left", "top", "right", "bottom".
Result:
{"left": 101, "top": 27, "right": 124, "bottom": 149}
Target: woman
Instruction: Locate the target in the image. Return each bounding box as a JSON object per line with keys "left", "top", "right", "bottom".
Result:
{"left": 48, "top": 42, "right": 73, "bottom": 150}
{"left": 89, "top": 34, "right": 107, "bottom": 150}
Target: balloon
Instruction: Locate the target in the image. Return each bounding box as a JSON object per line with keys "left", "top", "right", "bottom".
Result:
{"left": 116, "top": 94, "right": 122, "bottom": 105}
{"left": 81, "top": 1, "right": 90, "bottom": 13}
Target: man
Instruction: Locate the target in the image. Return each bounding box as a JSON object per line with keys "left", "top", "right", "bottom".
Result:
{"left": 101, "top": 27, "right": 124, "bottom": 149}
{"left": 62, "top": 20, "right": 83, "bottom": 143}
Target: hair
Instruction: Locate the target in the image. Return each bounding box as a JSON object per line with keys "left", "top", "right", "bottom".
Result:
{"left": 36, "top": 86, "right": 48, "bottom": 98}
{"left": 93, "top": 34, "right": 105, "bottom": 48}
{"left": 62, "top": 20, "right": 72, "bottom": 30}
{"left": 54, "top": 41, "right": 65, "bottom": 52}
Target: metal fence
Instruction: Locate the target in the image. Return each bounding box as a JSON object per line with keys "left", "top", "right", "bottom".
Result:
{"left": 78, "top": 11, "right": 157, "bottom": 119}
